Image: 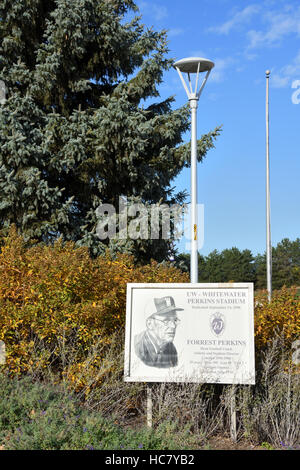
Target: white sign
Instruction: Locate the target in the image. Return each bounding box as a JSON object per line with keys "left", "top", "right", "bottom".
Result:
{"left": 124, "top": 283, "right": 255, "bottom": 384}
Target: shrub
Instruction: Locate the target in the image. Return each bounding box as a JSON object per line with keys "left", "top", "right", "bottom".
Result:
{"left": 254, "top": 287, "right": 300, "bottom": 351}
{"left": 0, "top": 226, "right": 188, "bottom": 388}
{"left": 237, "top": 335, "right": 300, "bottom": 448}
{"left": 0, "top": 372, "right": 195, "bottom": 450}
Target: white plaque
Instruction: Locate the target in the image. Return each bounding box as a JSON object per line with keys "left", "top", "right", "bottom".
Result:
{"left": 124, "top": 283, "right": 255, "bottom": 384}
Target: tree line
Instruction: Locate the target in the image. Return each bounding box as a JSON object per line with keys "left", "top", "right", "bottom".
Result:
{"left": 175, "top": 238, "right": 300, "bottom": 290}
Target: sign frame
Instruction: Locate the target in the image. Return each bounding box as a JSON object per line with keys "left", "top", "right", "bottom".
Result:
{"left": 124, "top": 283, "right": 255, "bottom": 384}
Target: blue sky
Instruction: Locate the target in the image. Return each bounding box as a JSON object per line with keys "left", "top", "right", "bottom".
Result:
{"left": 133, "top": 0, "right": 300, "bottom": 257}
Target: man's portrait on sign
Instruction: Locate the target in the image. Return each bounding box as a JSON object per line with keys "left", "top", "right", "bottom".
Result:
{"left": 134, "top": 296, "right": 183, "bottom": 369}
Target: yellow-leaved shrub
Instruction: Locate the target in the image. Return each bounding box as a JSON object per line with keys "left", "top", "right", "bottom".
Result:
{"left": 1, "top": 227, "right": 299, "bottom": 391}
{"left": 254, "top": 287, "right": 300, "bottom": 350}
{"left": 0, "top": 226, "right": 189, "bottom": 390}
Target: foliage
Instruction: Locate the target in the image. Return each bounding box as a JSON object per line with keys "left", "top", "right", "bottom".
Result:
{"left": 0, "top": 0, "right": 221, "bottom": 261}
{"left": 175, "top": 239, "right": 300, "bottom": 290}
{"left": 204, "top": 248, "right": 255, "bottom": 283}
{"left": 0, "top": 228, "right": 299, "bottom": 452}
{"left": 176, "top": 248, "right": 256, "bottom": 283}
{"left": 0, "top": 372, "right": 193, "bottom": 450}
{"left": 0, "top": 229, "right": 299, "bottom": 450}
{"left": 255, "top": 238, "right": 300, "bottom": 290}
{"left": 254, "top": 286, "right": 300, "bottom": 351}
{"left": 237, "top": 335, "right": 300, "bottom": 448}
{"left": 1, "top": 228, "right": 299, "bottom": 387}
{"left": 1, "top": 338, "right": 299, "bottom": 450}
{"left": 0, "top": 226, "right": 188, "bottom": 386}
{"left": 176, "top": 248, "right": 257, "bottom": 283}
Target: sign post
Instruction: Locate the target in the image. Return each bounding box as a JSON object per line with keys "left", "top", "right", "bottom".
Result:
{"left": 230, "top": 385, "right": 237, "bottom": 442}
{"left": 146, "top": 384, "right": 153, "bottom": 428}
{"left": 0, "top": 341, "right": 5, "bottom": 366}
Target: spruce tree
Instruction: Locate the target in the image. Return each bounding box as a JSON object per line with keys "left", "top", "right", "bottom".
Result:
{"left": 0, "top": 0, "right": 221, "bottom": 261}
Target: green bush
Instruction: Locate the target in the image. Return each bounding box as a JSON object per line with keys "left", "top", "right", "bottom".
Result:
{"left": 0, "top": 372, "right": 194, "bottom": 450}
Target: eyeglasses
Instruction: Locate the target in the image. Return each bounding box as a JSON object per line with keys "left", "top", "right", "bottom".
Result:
{"left": 153, "top": 317, "right": 180, "bottom": 327}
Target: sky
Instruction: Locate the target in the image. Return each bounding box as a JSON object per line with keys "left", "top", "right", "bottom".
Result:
{"left": 132, "top": 0, "right": 300, "bottom": 257}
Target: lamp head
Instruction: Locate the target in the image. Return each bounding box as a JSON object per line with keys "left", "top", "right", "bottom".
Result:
{"left": 174, "top": 57, "right": 215, "bottom": 73}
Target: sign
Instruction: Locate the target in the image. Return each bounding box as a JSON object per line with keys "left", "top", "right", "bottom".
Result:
{"left": 124, "top": 283, "right": 255, "bottom": 384}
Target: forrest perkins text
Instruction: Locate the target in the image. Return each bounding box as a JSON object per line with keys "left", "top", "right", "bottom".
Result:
{"left": 186, "top": 339, "right": 246, "bottom": 346}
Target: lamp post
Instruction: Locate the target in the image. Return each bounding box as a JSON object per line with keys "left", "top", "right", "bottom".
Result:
{"left": 174, "top": 57, "right": 214, "bottom": 283}
{"left": 265, "top": 70, "right": 272, "bottom": 302}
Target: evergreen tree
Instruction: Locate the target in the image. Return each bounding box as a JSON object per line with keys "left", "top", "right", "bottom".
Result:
{"left": 175, "top": 247, "right": 255, "bottom": 283}
{"left": 0, "top": 0, "right": 221, "bottom": 261}
{"left": 255, "top": 238, "right": 300, "bottom": 289}
{"left": 175, "top": 252, "right": 206, "bottom": 280}
{"left": 203, "top": 249, "right": 224, "bottom": 282}
{"left": 221, "top": 247, "right": 255, "bottom": 283}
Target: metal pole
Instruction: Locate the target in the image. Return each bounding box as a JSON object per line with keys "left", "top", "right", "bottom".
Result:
{"left": 190, "top": 97, "right": 199, "bottom": 284}
{"left": 0, "top": 341, "right": 6, "bottom": 365}
{"left": 146, "top": 383, "right": 153, "bottom": 428}
{"left": 265, "top": 70, "right": 272, "bottom": 302}
{"left": 230, "top": 385, "right": 237, "bottom": 442}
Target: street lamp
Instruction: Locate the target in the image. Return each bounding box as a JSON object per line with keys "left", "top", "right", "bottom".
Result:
{"left": 174, "top": 57, "right": 214, "bottom": 283}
